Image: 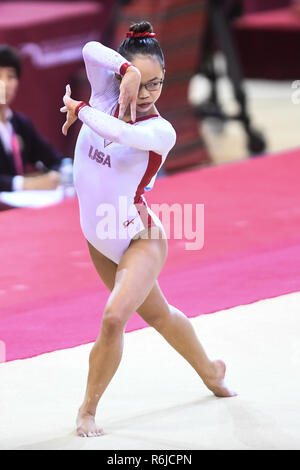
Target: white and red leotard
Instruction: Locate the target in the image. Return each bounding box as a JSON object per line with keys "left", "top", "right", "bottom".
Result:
{"left": 73, "top": 41, "right": 176, "bottom": 264}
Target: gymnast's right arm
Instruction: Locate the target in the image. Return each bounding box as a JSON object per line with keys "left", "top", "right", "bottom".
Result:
{"left": 82, "top": 41, "right": 141, "bottom": 120}
{"left": 82, "top": 41, "right": 128, "bottom": 99}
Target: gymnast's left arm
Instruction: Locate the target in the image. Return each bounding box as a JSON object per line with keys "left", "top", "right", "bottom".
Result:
{"left": 78, "top": 105, "right": 176, "bottom": 155}
{"left": 61, "top": 89, "right": 176, "bottom": 155}
{"left": 60, "top": 84, "right": 176, "bottom": 155}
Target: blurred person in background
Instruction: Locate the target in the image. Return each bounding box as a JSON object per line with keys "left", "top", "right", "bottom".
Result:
{"left": 0, "top": 45, "right": 62, "bottom": 192}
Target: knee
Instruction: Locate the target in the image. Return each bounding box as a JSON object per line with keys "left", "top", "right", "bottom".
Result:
{"left": 101, "top": 307, "right": 127, "bottom": 339}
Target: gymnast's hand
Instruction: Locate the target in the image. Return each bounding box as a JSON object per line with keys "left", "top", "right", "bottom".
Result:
{"left": 60, "top": 85, "right": 80, "bottom": 136}
{"left": 118, "top": 65, "right": 141, "bottom": 122}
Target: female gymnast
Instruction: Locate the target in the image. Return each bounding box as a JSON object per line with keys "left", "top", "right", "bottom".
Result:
{"left": 60, "top": 21, "right": 237, "bottom": 438}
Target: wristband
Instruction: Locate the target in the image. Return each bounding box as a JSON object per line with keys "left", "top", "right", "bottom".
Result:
{"left": 75, "top": 101, "right": 88, "bottom": 117}
{"left": 120, "top": 62, "right": 132, "bottom": 76}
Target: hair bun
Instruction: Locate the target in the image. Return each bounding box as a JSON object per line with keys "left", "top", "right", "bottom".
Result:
{"left": 119, "top": 20, "right": 164, "bottom": 68}
{"left": 129, "top": 21, "right": 153, "bottom": 34}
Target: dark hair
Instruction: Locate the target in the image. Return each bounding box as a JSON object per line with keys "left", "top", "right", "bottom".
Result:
{"left": 118, "top": 21, "right": 165, "bottom": 69}
{"left": 0, "top": 45, "right": 21, "bottom": 78}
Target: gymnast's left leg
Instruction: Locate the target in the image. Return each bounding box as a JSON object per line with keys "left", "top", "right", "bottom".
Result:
{"left": 136, "top": 283, "right": 237, "bottom": 398}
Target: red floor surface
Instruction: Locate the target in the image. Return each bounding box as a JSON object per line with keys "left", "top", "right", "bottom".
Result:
{"left": 1, "top": 148, "right": 300, "bottom": 361}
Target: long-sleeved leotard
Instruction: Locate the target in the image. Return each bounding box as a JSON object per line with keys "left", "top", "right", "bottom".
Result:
{"left": 73, "top": 41, "right": 176, "bottom": 264}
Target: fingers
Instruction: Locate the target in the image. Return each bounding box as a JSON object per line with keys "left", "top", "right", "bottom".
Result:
{"left": 118, "top": 93, "right": 136, "bottom": 121}
{"left": 63, "top": 85, "right": 71, "bottom": 106}
{"left": 118, "top": 96, "right": 127, "bottom": 119}
{"left": 66, "top": 84, "right": 71, "bottom": 96}
{"left": 62, "top": 113, "right": 77, "bottom": 136}
{"left": 61, "top": 85, "right": 74, "bottom": 136}
{"left": 130, "top": 100, "right": 136, "bottom": 123}
{"left": 63, "top": 94, "right": 71, "bottom": 106}
{"left": 62, "top": 121, "right": 68, "bottom": 136}
{"left": 118, "top": 99, "right": 136, "bottom": 122}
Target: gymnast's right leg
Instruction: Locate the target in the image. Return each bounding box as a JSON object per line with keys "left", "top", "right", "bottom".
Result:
{"left": 76, "top": 242, "right": 118, "bottom": 437}
{"left": 76, "top": 236, "right": 167, "bottom": 437}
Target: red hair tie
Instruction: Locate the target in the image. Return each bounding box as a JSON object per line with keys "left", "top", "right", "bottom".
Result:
{"left": 126, "top": 31, "right": 156, "bottom": 38}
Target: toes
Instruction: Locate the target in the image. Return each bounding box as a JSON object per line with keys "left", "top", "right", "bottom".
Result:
{"left": 87, "top": 431, "right": 103, "bottom": 437}
{"left": 77, "top": 429, "right": 87, "bottom": 438}
{"left": 77, "top": 428, "right": 103, "bottom": 438}
{"left": 216, "top": 384, "right": 238, "bottom": 398}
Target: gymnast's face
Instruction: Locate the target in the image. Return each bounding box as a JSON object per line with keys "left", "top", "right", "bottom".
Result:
{"left": 131, "top": 54, "right": 165, "bottom": 113}
{"left": 129, "top": 54, "right": 165, "bottom": 114}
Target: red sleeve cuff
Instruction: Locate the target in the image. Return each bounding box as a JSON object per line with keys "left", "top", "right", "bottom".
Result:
{"left": 75, "top": 101, "right": 89, "bottom": 117}
{"left": 120, "top": 62, "right": 132, "bottom": 76}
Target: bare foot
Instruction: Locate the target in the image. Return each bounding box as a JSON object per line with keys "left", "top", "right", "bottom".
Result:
{"left": 76, "top": 408, "right": 103, "bottom": 437}
{"left": 203, "top": 360, "right": 237, "bottom": 397}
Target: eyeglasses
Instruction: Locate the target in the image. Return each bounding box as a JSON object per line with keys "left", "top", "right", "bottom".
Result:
{"left": 140, "top": 79, "right": 164, "bottom": 92}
